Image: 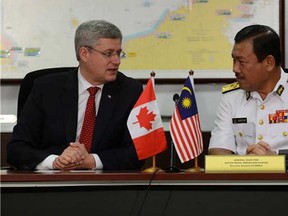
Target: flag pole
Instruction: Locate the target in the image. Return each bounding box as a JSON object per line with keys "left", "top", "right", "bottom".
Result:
{"left": 142, "top": 155, "right": 163, "bottom": 173}
{"left": 142, "top": 71, "right": 164, "bottom": 173}
{"left": 185, "top": 70, "right": 204, "bottom": 173}
{"left": 165, "top": 95, "right": 181, "bottom": 173}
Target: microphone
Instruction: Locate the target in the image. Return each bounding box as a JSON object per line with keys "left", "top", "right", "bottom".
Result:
{"left": 165, "top": 93, "right": 181, "bottom": 173}
{"left": 173, "top": 93, "right": 180, "bottom": 103}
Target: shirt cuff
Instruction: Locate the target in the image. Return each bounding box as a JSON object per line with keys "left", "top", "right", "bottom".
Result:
{"left": 36, "top": 155, "right": 58, "bottom": 170}
{"left": 36, "top": 154, "right": 103, "bottom": 170}
{"left": 92, "top": 154, "right": 103, "bottom": 170}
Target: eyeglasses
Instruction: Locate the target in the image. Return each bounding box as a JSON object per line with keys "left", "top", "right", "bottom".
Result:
{"left": 84, "top": 46, "right": 126, "bottom": 59}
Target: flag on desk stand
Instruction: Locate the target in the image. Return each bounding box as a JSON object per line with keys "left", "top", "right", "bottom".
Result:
{"left": 127, "top": 72, "right": 167, "bottom": 172}
{"left": 169, "top": 71, "right": 203, "bottom": 171}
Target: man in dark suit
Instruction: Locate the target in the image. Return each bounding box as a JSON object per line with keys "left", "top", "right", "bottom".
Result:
{"left": 7, "top": 20, "right": 144, "bottom": 171}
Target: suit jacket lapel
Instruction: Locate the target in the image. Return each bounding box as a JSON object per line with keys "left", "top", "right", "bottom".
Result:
{"left": 62, "top": 69, "right": 78, "bottom": 143}
{"left": 92, "top": 81, "right": 119, "bottom": 151}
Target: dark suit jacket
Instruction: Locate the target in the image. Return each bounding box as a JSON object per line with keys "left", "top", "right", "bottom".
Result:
{"left": 7, "top": 68, "right": 144, "bottom": 170}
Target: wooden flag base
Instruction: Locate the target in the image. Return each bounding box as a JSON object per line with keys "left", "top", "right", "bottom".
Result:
{"left": 184, "top": 157, "right": 204, "bottom": 173}
{"left": 185, "top": 166, "right": 204, "bottom": 173}
{"left": 142, "top": 167, "right": 164, "bottom": 173}
{"left": 141, "top": 155, "right": 164, "bottom": 173}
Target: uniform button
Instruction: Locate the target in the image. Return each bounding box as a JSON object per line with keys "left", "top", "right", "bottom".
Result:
{"left": 283, "top": 132, "right": 288, "bottom": 137}
{"left": 258, "top": 135, "right": 263, "bottom": 140}
{"left": 258, "top": 119, "right": 264, "bottom": 125}
{"left": 239, "top": 132, "right": 243, "bottom": 137}
{"left": 259, "top": 105, "right": 265, "bottom": 110}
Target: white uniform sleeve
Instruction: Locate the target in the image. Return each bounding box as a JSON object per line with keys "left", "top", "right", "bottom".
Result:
{"left": 208, "top": 94, "right": 237, "bottom": 153}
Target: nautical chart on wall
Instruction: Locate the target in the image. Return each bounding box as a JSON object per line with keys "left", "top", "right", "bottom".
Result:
{"left": 0, "top": 0, "right": 281, "bottom": 79}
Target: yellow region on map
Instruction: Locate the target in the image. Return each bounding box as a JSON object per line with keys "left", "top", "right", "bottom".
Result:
{"left": 121, "top": 0, "right": 240, "bottom": 71}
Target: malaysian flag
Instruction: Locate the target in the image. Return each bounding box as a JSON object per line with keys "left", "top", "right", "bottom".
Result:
{"left": 169, "top": 75, "right": 203, "bottom": 163}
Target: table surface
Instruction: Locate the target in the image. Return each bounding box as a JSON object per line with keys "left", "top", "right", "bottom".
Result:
{"left": 1, "top": 170, "right": 288, "bottom": 187}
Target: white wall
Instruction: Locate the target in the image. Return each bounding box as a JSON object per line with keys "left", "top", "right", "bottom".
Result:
{"left": 1, "top": 85, "right": 19, "bottom": 116}
{"left": 0, "top": 82, "right": 223, "bottom": 132}
{"left": 155, "top": 83, "right": 223, "bottom": 131}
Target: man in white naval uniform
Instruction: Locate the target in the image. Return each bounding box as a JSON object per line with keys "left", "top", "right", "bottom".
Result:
{"left": 209, "top": 24, "right": 288, "bottom": 156}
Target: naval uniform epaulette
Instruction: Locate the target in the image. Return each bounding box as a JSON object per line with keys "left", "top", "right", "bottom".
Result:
{"left": 222, "top": 82, "right": 240, "bottom": 94}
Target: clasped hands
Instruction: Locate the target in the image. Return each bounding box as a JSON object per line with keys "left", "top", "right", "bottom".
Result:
{"left": 53, "top": 142, "right": 96, "bottom": 170}
{"left": 246, "top": 141, "right": 276, "bottom": 155}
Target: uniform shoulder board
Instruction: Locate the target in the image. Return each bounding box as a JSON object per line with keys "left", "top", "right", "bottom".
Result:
{"left": 222, "top": 82, "right": 240, "bottom": 94}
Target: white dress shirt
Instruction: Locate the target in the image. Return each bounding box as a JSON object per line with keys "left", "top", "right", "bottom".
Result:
{"left": 36, "top": 69, "right": 104, "bottom": 170}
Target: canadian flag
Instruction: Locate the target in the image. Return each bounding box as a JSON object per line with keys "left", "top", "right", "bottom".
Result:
{"left": 127, "top": 77, "right": 167, "bottom": 160}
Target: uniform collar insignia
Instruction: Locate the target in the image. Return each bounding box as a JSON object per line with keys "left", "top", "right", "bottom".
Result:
{"left": 222, "top": 82, "right": 240, "bottom": 94}
{"left": 276, "top": 85, "right": 284, "bottom": 96}
{"left": 246, "top": 91, "right": 251, "bottom": 100}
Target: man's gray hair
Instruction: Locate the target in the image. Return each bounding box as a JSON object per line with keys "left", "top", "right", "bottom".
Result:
{"left": 74, "top": 20, "right": 122, "bottom": 61}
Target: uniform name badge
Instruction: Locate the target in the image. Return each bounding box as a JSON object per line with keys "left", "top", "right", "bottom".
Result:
{"left": 232, "top": 117, "right": 247, "bottom": 124}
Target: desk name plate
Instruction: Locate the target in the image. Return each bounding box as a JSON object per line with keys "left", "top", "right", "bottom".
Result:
{"left": 205, "top": 155, "right": 286, "bottom": 173}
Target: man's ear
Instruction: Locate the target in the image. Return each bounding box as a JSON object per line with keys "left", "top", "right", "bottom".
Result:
{"left": 265, "top": 55, "right": 275, "bottom": 71}
{"left": 79, "top": 47, "right": 89, "bottom": 62}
